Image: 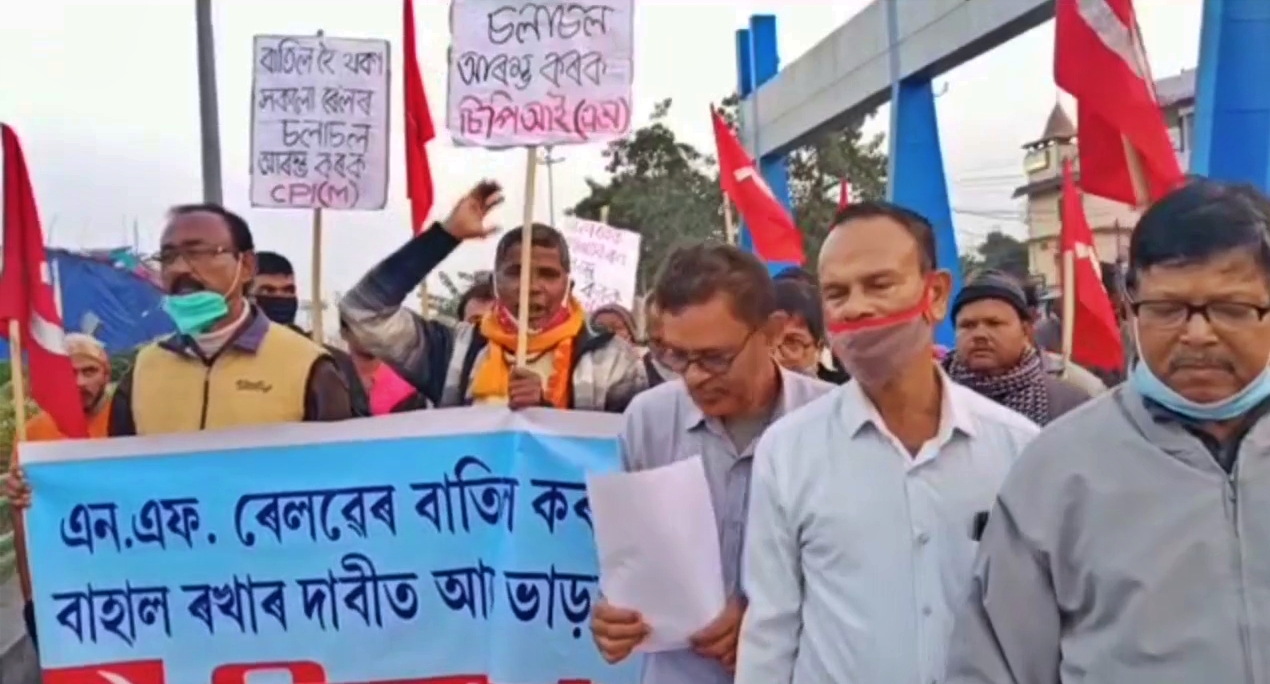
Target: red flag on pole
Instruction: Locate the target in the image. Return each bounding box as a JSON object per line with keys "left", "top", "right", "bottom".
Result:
{"left": 837, "top": 179, "right": 851, "bottom": 212}
{"left": 1054, "top": 0, "right": 1184, "bottom": 206}
{"left": 0, "top": 125, "right": 88, "bottom": 438}
{"left": 710, "top": 107, "right": 804, "bottom": 264}
{"left": 403, "top": 0, "right": 436, "bottom": 234}
{"left": 1060, "top": 159, "right": 1125, "bottom": 373}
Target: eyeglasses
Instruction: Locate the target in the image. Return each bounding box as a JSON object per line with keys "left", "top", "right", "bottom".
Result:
{"left": 777, "top": 336, "right": 817, "bottom": 357}
{"left": 147, "top": 245, "right": 235, "bottom": 269}
{"left": 654, "top": 329, "right": 758, "bottom": 376}
{"left": 1130, "top": 300, "right": 1270, "bottom": 330}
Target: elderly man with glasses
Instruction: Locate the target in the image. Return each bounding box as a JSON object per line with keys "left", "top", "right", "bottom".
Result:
{"left": 947, "top": 180, "right": 1270, "bottom": 683}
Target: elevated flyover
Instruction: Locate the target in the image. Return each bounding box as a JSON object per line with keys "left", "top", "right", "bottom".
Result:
{"left": 735, "top": 0, "right": 1270, "bottom": 346}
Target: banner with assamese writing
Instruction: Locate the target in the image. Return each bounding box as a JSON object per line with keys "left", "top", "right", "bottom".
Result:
{"left": 447, "top": 0, "right": 635, "bottom": 148}
{"left": 22, "top": 407, "right": 641, "bottom": 684}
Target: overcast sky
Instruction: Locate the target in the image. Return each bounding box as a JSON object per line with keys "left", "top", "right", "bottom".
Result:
{"left": 0, "top": 0, "right": 1201, "bottom": 305}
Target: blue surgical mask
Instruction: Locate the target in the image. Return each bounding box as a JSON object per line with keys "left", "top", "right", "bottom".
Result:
{"left": 162, "top": 291, "right": 229, "bottom": 336}
{"left": 1129, "top": 330, "right": 1270, "bottom": 422}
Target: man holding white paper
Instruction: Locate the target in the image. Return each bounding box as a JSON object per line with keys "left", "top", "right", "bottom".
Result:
{"left": 588, "top": 244, "right": 833, "bottom": 684}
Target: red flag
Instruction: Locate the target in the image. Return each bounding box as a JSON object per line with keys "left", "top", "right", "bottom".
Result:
{"left": 1054, "top": 0, "right": 1184, "bottom": 206}
{"left": 0, "top": 125, "right": 88, "bottom": 438}
{"left": 404, "top": 0, "right": 436, "bottom": 234}
{"left": 710, "top": 107, "right": 804, "bottom": 264}
{"left": 837, "top": 178, "right": 851, "bottom": 212}
{"left": 1060, "top": 160, "right": 1125, "bottom": 373}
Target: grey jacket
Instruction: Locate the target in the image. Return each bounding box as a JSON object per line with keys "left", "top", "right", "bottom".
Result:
{"left": 338, "top": 227, "right": 646, "bottom": 412}
{"left": 946, "top": 383, "right": 1270, "bottom": 683}
{"left": 1041, "top": 350, "right": 1108, "bottom": 396}
{"left": 1039, "top": 373, "right": 1092, "bottom": 423}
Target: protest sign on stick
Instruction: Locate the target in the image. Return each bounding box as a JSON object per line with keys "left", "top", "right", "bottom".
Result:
{"left": 24, "top": 406, "right": 642, "bottom": 684}
{"left": 249, "top": 33, "right": 391, "bottom": 342}
{"left": 447, "top": 0, "right": 636, "bottom": 357}
{"left": 446, "top": 1, "right": 635, "bottom": 149}
{"left": 563, "top": 218, "right": 641, "bottom": 312}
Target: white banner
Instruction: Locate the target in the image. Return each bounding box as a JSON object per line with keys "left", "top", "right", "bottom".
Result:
{"left": 249, "top": 35, "right": 391, "bottom": 210}
{"left": 564, "top": 218, "right": 641, "bottom": 312}
{"left": 446, "top": 0, "right": 635, "bottom": 148}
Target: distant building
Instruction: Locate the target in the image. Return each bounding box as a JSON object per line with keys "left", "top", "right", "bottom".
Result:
{"left": 1015, "top": 70, "right": 1195, "bottom": 289}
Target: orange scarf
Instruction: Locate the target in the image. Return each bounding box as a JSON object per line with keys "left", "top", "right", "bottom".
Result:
{"left": 470, "top": 297, "right": 585, "bottom": 408}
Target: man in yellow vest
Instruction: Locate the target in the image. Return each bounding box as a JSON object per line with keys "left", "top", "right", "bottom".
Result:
{"left": 6, "top": 206, "right": 353, "bottom": 488}
{"left": 107, "top": 204, "right": 354, "bottom": 434}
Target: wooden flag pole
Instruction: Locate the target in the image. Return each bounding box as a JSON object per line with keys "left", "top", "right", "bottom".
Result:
{"left": 1122, "top": 136, "right": 1151, "bottom": 211}
{"left": 515, "top": 146, "right": 540, "bottom": 367}
{"left": 723, "top": 199, "right": 737, "bottom": 245}
{"left": 1060, "top": 248, "right": 1076, "bottom": 381}
{"left": 310, "top": 208, "right": 325, "bottom": 344}
{"left": 8, "top": 321, "right": 27, "bottom": 443}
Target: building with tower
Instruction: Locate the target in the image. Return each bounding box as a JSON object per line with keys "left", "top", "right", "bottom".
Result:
{"left": 1015, "top": 71, "right": 1196, "bottom": 289}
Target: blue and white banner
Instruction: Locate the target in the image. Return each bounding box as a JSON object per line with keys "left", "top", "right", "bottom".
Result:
{"left": 21, "top": 406, "right": 641, "bottom": 684}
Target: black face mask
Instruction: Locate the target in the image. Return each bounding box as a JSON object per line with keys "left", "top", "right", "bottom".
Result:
{"left": 255, "top": 295, "right": 299, "bottom": 325}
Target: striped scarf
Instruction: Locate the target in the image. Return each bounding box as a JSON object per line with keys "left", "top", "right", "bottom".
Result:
{"left": 946, "top": 347, "right": 1050, "bottom": 425}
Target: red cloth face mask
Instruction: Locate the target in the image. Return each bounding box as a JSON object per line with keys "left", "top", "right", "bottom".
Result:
{"left": 826, "top": 284, "right": 935, "bottom": 387}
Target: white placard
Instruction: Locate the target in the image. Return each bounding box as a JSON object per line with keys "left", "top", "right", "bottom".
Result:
{"left": 446, "top": 0, "right": 635, "bottom": 148}
{"left": 564, "top": 218, "right": 640, "bottom": 311}
{"left": 249, "top": 35, "right": 391, "bottom": 210}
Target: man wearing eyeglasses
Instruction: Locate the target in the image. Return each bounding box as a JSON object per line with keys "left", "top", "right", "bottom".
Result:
{"left": 108, "top": 204, "right": 355, "bottom": 434}
{"left": 589, "top": 243, "right": 832, "bottom": 684}
{"left": 947, "top": 180, "right": 1270, "bottom": 683}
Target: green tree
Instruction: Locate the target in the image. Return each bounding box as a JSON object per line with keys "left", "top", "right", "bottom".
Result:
{"left": 716, "top": 94, "right": 888, "bottom": 264}
{"left": 571, "top": 98, "right": 726, "bottom": 289}
{"left": 969, "top": 230, "right": 1030, "bottom": 282}
{"left": 569, "top": 95, "right": 888, "bottom": 286}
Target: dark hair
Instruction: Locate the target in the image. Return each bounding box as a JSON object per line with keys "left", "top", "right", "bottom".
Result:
{"left": 255, "top": 251, "right": 294, "bottom": 277}
{"left": 168, "top": 203, "right": 254, "bottom": 252}
{"left": 1023, "top": 279, "right": 1042, "bottom": 310}
{"left": 650, "top": 242, "right": 776, "bottom": 328}
{"left": 494, "top": 223, "right": 571, "bottom": 271}
{"left": 774, "top": 266, "right": 816, "bottom": 286}
{"left": 455, "top": 273, "right": 496, "bottom": 319}
{"left": 831, "top": 200, "right": 937, "bottom": 271}
{"left": 774, "top": 279, "right": 825, "bottom": 343}
{"left": 1126, "top": 180, "right": 1270, "bottom": 292}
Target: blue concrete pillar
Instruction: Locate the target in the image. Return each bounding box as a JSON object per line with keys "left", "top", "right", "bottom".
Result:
{"left": 1192, "top": 0, "right": 1270, "bottom": 191}
{"left": 735, "top": 15, "right": 798, "bottom": 274}
{"left": 889, "top": 77, "right": 962, "bottom": 347}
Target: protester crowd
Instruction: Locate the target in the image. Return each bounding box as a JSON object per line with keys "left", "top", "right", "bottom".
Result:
{"left": 5, "top": 176, "right": 1270, "bottom": 683}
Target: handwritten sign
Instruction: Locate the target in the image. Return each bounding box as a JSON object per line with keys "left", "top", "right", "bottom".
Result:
{"left": 564, "top": 218, "right": 640, "bottom": 311}
{"left": 447, "top": 1, "right": 635, "bottom": 148}
{"left": 23, "top": 408, "right": 641, "bottom": 684}
{"left": 250, "top": 35, "right": 391, "bottom": 210}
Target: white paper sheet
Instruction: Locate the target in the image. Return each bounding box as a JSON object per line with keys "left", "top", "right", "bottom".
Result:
{"left": 587, "top": 456, "right": 726, "bottom": 652}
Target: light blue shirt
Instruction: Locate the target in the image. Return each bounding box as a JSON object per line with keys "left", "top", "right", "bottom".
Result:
{"left": 736, "top": 374, "right": 1040, "bottom": 684}
{"left": 617, "top": 369, "right": 834, "bottom": 684}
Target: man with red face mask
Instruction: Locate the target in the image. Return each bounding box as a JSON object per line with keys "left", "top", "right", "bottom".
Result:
{"left": 734, "top": 202, "right": 1040, "bottom": 684}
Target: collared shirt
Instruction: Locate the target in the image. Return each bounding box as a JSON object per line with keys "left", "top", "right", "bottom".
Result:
{"left": 108, "top": 307, "right": 352, "bottom": 436}
{"left": 736, "top": 372, "right": 1039, "bottom": 684}
{"left": 617, "top": 367, "right": 835, "bottom": 684}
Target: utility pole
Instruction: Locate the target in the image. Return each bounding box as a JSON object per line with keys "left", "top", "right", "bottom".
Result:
{"left": 885, "top": 0, "right": 901, "bottom": 201}
{"left": 195, "top": 0, "right": 224, "bottom": 204}
{"left": 539, "top": 146, "right": 564, "bottom": 225}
